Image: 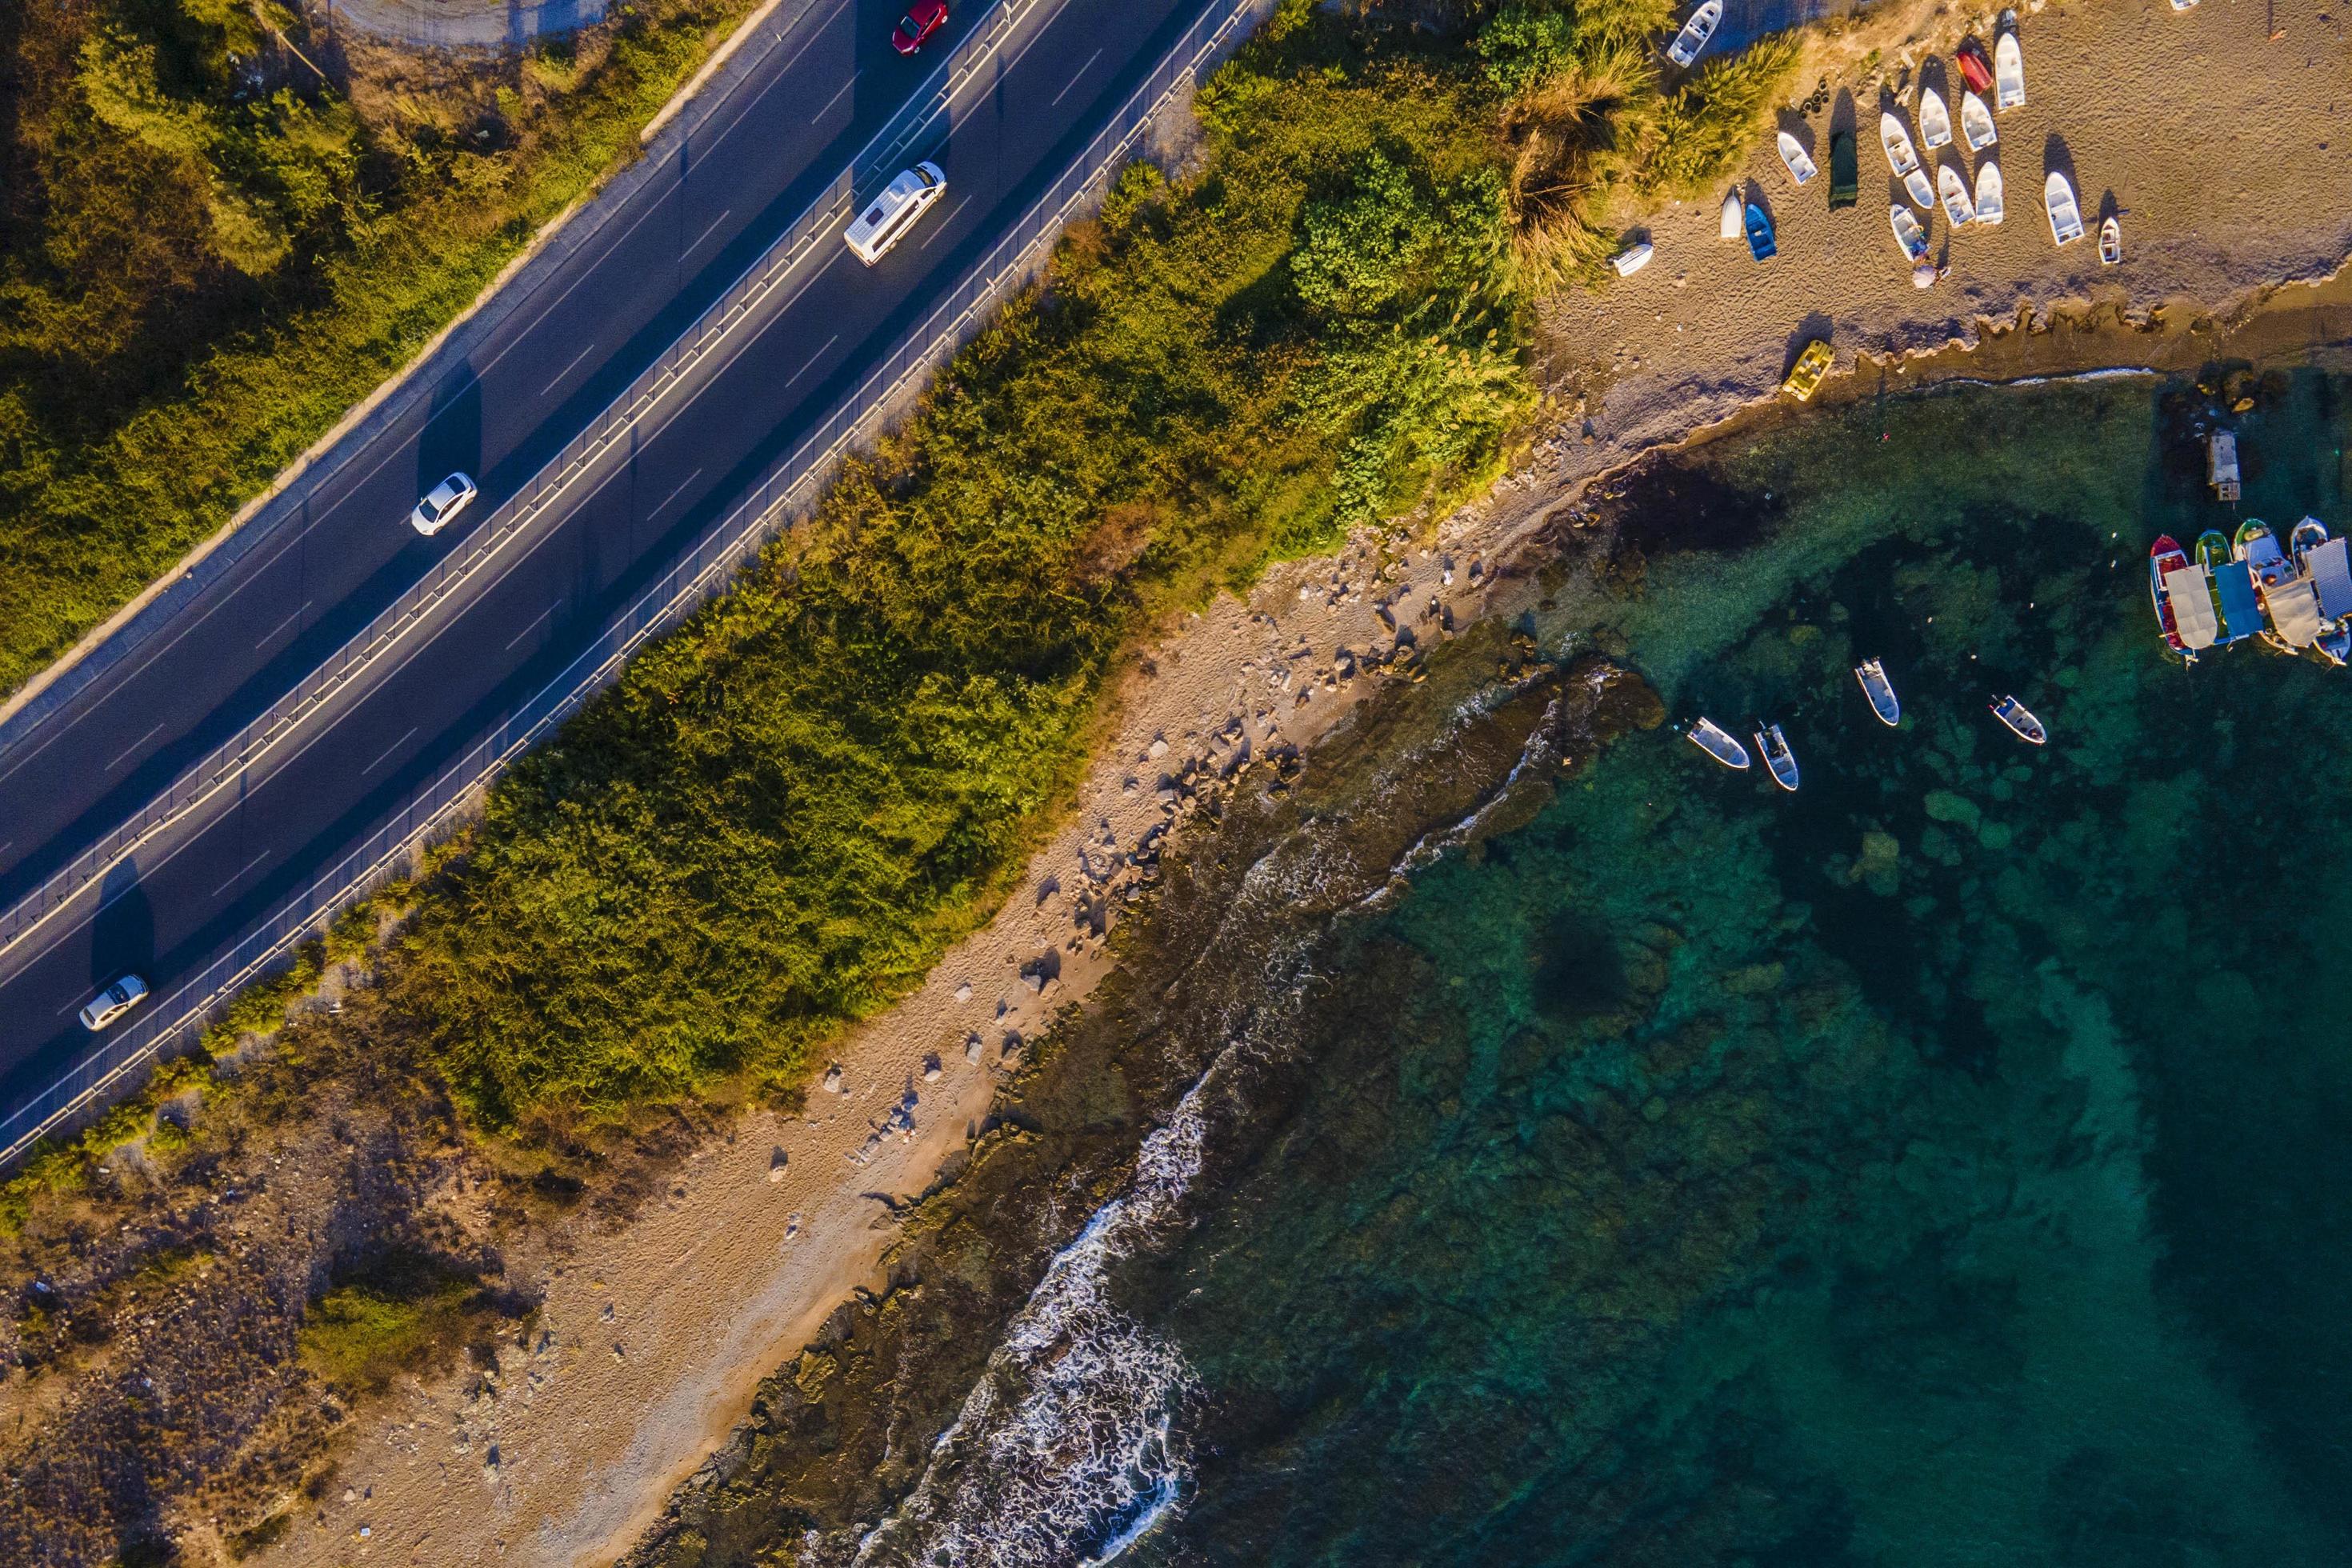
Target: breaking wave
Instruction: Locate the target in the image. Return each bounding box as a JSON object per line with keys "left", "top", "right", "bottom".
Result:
{"left": 846, "top": 1052, "right": 1232, "bottom": 1568}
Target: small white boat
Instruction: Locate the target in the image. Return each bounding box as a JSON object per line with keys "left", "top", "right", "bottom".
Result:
{"left": 1974, "top": 159, "right": 2004, "bottom": 225}
{"left": 1720, "top": 190, "right": 1743, "bottom": 238}
{"left": 1994, "top": 32, "right": 2026, "bottom": 109}
{"left": 1611, "top": 239, "right": 1654, "bottom": 276}
{"left": 1754, "top": 723, "right": 1800, "bottom": 791}
{"left": 1989, "top": 694, "right": 2046, "bottom": 746}
{"left": 1938, "top": 162, "right": 1976, "bottom": 226}
{"left": 1855, "top": 660, "right": 1902, "bottom": 726}
{"left": 2099, "top": 214, "right": 2121, "bottom": 266}
{"left": 1890, "top": 203, "right": 1930, "bottom": 261}
{"left": 1778, "top": 130, "right": 1818, "bottom": 186}
{"left": 1881, "top": 110, "right": 1922, "bottom": 177}
{"left": 1667, "top": 0, "right": 1723, "bottom": 66}
{"left": 1918, "top": 88, "right": 1953, "bottom": 151}
{"left": 2171, "top": 0, "right": 2198, "bottom": 9}
{"left": 1904, "top": 166, "right": 1934, "bottom": 210}
{"left": 2045, "top": 171, "right": 2084, "bottom": 245}
{"left": 1961, "top": 90, "right": 1998, "bottom": 151}
{"left": 1685, "top": 718, "right": 1751, "bottom": 770}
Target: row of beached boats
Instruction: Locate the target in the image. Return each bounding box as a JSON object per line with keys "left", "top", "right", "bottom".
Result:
{"left": 2149, "top": 517, "right": 2352, "bottom": 665}
{"left": 1876, "top": 23, "right": 2121, "bottom": 269}
{"left": 1682, "top": 662, "right": 2046, "bottom": 790}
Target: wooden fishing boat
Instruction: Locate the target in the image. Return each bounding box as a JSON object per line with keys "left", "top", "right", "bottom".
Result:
{"left": 1781, "top": 338, "right": 1834, "bottom": 401}
{"left": 2292, "top": 517, "right": 2352, "bottom": 665}
{"left": 2147, "top": 534, "right": 2213, "bottom": 659}
{"left": 1974, "top": 159, "right": 2004, "bottom": 225}
{"left": 1754, "top": 723, "right": 1800, "bottom": 790}
{"left": 1994, "top": 31, "right": 2026, "bottom": 109}
{"left": 2237, "top": 518, "right": 2325, "bottom": 649}
{"left": 1938, "top": 162, "right": 1976, "bottom": 226}
{"left": 1829, "top": 130, "right": 1859, "bottom": 208}
{"left": 1855, "top": 660, "right": 1902, "bottom": 726}
{"left": 2198, "top": 527, "right": 2262, "bottom": 645}
{"left": 2044, "top": 170, "right": 2084, "bottom": 245}
{"left": 1961, "top": 90, "right": 1997, "bottom": 150}
{"left": 1918, "top": 88, "right": 1953, "bottom": 150}
{"left": 1667, "top": 0, "right": 1722, "bottom": 66}
{"left": 1989, "top": 695, "right": 2046, "bottom": 745}
{"left": 2099, "top": 215, "right": 2122, "bottom": 266}
{"left": 1890, "top": 204, "right": 1930, "bottom": 262}
{"left": 1685, "top": 718, "right": 1752, "bottom": 770}
{"left": 1881, "top": 110, "right": 1922, "bottom": 176}
{"left": 1778, "top": 130, "right": 1818, "bottom": 186}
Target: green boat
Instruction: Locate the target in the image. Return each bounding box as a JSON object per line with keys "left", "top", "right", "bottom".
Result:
{"left": 2198, "top": 528, "right": 2262, "bottom": 646}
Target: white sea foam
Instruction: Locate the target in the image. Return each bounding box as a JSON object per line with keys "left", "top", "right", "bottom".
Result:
{"left": 846, "top": 1052, "right": 1235, "bottom": 1568}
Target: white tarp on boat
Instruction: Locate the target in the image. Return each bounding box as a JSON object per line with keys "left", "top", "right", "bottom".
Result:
{"left": 2266, "top": 576, "right": 2325, "bottom": 646}
{"left": 2162, "top": 565, "right": 2218, "bottom": 649}
{"left": 2306, "top": 537, "right": 2352, "bottom": 619}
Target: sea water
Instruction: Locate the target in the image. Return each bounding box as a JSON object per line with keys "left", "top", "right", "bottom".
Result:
{"left": 866, "top": 369, "right": 2352, "bottom": 1566}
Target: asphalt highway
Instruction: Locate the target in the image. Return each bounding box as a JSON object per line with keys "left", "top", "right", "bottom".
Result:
{"left": 0, "top": 0, "right": 1214, "bottom": 1124}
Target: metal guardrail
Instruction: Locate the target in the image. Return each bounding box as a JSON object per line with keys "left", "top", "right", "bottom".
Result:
{"left": 0, "top": 0, "right": 1274, "bottom": 1171}
{"left": 0, "top": 0, "right": 1050, "bottom": 958}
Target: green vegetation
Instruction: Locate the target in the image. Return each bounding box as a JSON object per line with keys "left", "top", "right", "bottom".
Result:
{"left": 297, "top": 1251, "right": 502, "bottom": 1396}
{"left": 386, "top": 0, "right": 1795, "bottom": 1134}
{"left": 0, "top": 0, "right": 768, "bottom": 698}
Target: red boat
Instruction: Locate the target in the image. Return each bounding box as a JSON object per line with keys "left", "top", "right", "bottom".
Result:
{"left": 1956, "top": 39, "right": 1996, "bottom": 94}
{"left": 2149, "top": 534, "right": 2190, "bottom": 654}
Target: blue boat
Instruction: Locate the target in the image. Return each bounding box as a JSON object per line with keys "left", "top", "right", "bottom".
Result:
{"left": 1746, "top": 202, "right": 1777, "bottom": 262}
{"left": 2198, "top": 529, "right": 2262, "bottom": 646}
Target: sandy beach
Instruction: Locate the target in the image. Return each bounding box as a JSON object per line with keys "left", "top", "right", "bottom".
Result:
{"left": 250, "top": 0, "right": 2352, "bottom": 1562}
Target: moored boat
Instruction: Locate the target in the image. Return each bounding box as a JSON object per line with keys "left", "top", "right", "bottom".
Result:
{"left": 1778, "top": 130, "right": 1818, "bottom": 185}
{"left": 2291, "top": 516, "right": 2352, "bottom": 664}
{"left": 1685, "top": 718, "right": 1752, "bottom": 770}
{"left": 1974, "top": 158, "right": 2004, "bottom": 224}
{"left": 1754, "top": 723, "right": 1800, "bottom": 790}
{"left": 1855, "top": 659, "right": 1902, "bottom": 726}
{"left": 1989, "top": 694, "right": 2046, "bottom": 745}
{"left": 1882, "top": 110, "right": 1922, "bottom": 177}
{"left": 2198, "top": 527, "right": 2262, "bottom": 645}
{"left": 1938, "top": 162, "right": 1976, "bottom": 226}
{"left": 1890, "top": 204, "right": 1930, "bottom": 262}
{"left": 2150, "top": 534, "right": 2218, "bottom": 659}
{"left": 1994, "top": 30, "right": 2026, "bottom": 109}
{"left": 1667, "top": 0, "right": 1723, "bottom": 66}
{"left": 1919, "top": 87, "right": 1954, "bottom": 150}
{"left": 2236, "top": 518, "right": 2324, "bottom": 649}
{"left": 1961, "top": 90, "right": 1998, "bottom": 150}
{"left": 2044, "top": 171, "right": 2084, "bottom": 245}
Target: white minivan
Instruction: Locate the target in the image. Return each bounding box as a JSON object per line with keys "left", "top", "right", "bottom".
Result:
{"left": 842, "top": 162, "right": 946, "bottom": 266}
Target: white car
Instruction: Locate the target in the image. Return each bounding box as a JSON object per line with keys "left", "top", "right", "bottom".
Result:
{"left": 410, "top": 472, "right": 478, "bottom": 537}
{"left": 842, "top": 162, "right": 946, "bottom": 266}
{"left": 79, "top": 974, "right": 149, "bottom": 1032}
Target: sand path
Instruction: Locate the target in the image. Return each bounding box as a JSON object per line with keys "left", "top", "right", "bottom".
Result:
{"left": 257, "top": 1, "right": 2352, "bottom": 1562}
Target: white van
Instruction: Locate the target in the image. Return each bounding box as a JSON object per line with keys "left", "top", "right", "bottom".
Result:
{"left": 843, "top": 162, "right": 946, "bottom": 265}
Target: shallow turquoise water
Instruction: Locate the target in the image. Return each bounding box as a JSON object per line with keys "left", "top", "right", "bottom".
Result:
{"left": 1098, "top": 371, "right": 2352, "bottom": 1566}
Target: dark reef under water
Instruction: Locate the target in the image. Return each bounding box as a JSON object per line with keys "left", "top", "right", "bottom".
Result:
{"left": 1103, "top": 369, "right": 2352, "bottom": 1566}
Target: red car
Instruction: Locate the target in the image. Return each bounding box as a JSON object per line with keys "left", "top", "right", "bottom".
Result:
{"left": 1954, "top": 39, "right": 1995, "bottom": 94}
{"left": 891, "top": 0, "right": 947, "bottom": 54}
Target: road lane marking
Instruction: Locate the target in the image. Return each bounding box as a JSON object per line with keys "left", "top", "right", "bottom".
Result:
{"left": 254, "top": 600, "right": 314, "bottom": 651}
{"left": 648, "top": 467, "right": 706, "bottom": 524}
{"left": 105, "top": 722, "right": 166, "bottom": 775}
{"left": 684, "top": 206, "right": 734, "bottom": 261}
{"left": 772, "top": 0, "right": 858, "bottom": 90}
{"left": 361, "top": 726, "right": 419, "bottom": 778}
{"left": 811, "top": 71, "right": 860, "bottom": 125}
{"left": 918, "top": 193, "right": 972, "bottom": 248}
{"left": 210, "top": 850, "right": 270, "bottom": 902}
{"left": 505, "top": 601, "right": 564, "bottom": 652}
{"left": 1050, "top": 46, "right": 1102, "bottom": 106}
{"left": 541, "top": 341, "right": 601, "bottom": 398}
{"left": 783, "top": 334, "right": 842, "bottom": 390}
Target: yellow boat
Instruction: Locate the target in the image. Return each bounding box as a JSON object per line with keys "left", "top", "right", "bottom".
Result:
{"left": 1781, "top": 339, "right": 1834, "bottom": 401}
